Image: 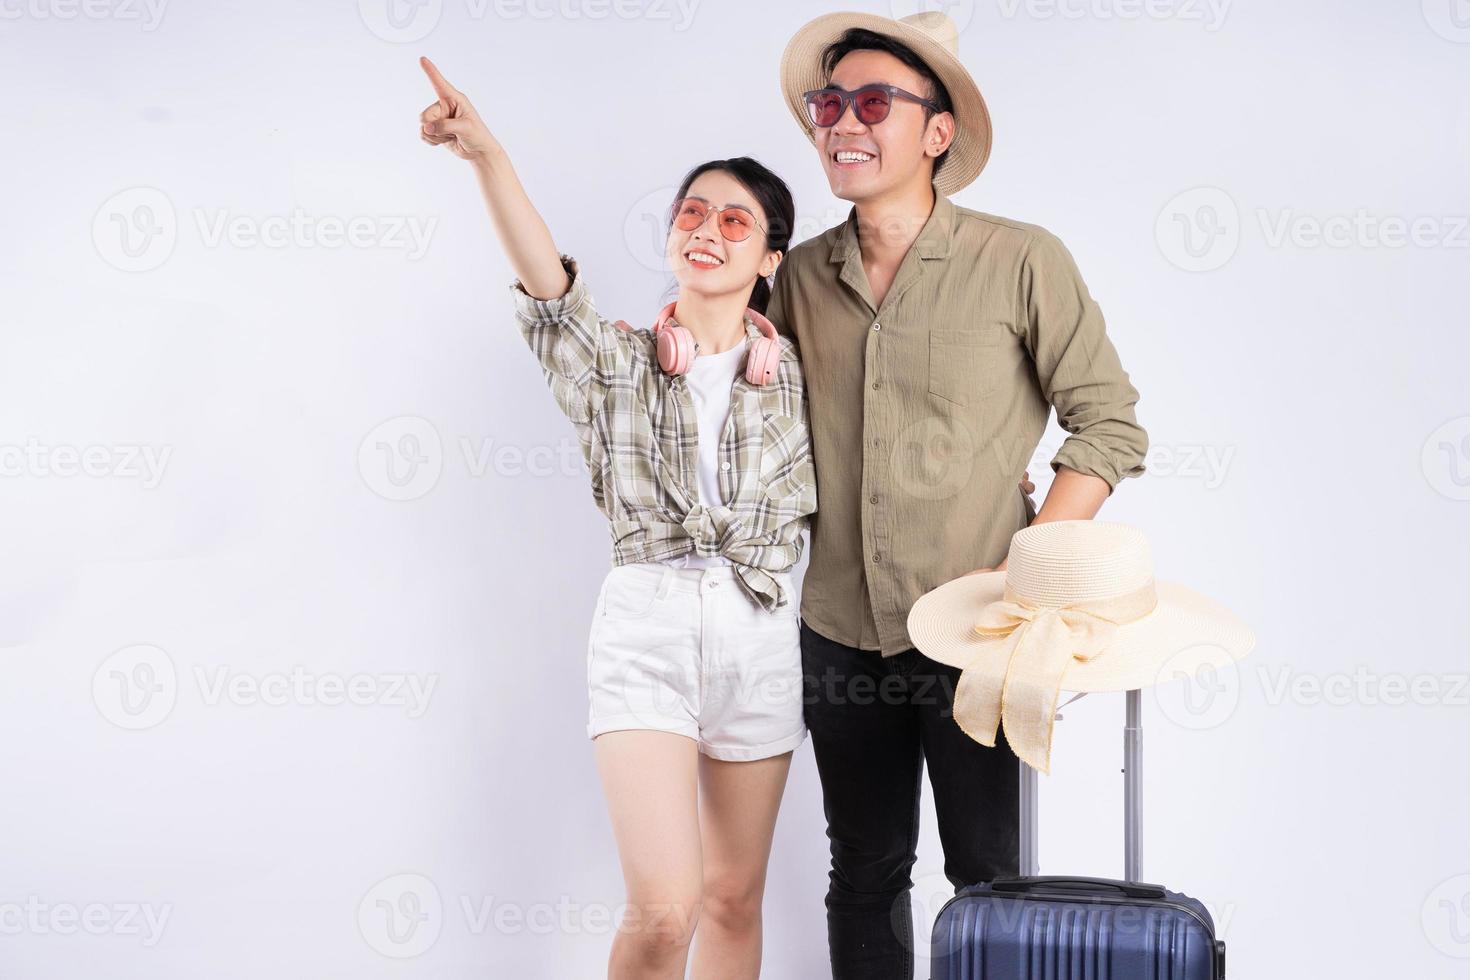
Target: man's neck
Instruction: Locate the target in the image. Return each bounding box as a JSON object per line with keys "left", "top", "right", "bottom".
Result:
{"left": 853, "top": 179, "right": 936, "bottom": 266}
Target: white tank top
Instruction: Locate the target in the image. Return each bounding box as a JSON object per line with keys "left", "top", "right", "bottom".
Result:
{"left": 663, "top": 341, "right": 746, "bottom": 570}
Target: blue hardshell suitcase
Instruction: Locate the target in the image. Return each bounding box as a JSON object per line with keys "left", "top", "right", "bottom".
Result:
{"left": 930, "top": 691, "right": 1227, "bottom": 979}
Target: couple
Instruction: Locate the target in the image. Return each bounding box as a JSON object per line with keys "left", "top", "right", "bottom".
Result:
{"left": 418, "top": 10, "right": 1147, "bottom": 979}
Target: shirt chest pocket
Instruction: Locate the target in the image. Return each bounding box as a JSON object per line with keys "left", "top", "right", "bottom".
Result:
{"left": 927, "top": 329, "right": 998, "bottom": 408}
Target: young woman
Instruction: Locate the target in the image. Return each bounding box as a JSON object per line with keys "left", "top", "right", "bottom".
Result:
{"left": 417, "top": 58, "right": 816, "bottom": 978}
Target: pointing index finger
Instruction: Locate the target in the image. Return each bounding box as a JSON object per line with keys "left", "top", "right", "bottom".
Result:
{"left": 419, "top": 56, "right": 457, "bottom": 107}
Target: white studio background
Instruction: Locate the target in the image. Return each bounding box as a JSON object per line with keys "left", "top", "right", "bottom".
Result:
{"left": 0, "top": 0, "right": 1466, "bottom": 977}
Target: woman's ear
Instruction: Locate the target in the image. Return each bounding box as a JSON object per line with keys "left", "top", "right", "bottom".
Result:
{"left": 761, "top": 249, "right": 784, "bottom": 279}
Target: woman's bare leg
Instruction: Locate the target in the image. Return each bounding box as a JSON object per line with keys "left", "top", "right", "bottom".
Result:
{"left": 594, "top": 730, "right": 704, "bottom": 979}
{"left": 688, "top": 750, "right": 795, "bottom": 980}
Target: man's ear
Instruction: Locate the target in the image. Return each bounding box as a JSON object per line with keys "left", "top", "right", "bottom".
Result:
{"left": 926, "top": 110, "right": 956, "bottom": 159}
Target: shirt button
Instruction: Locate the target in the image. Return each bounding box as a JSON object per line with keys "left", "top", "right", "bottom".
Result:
{"left": 872, "top": 321, "right": 881, "bottom": 331}
{"left": 872, "top": 382, "right": 880, "bottom": 389}
{"left": 869, "top": 495, "right": 878, "bottom": 504}
{"left": 721, "top": 461, "right": 731, "bottom": 471}
{"left": 872, "top": 554, "right": 882, "bottom": 563}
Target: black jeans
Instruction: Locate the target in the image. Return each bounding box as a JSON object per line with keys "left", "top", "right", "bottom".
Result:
{"left": 800, "top": 619, "right": 1020, "bottom": 980}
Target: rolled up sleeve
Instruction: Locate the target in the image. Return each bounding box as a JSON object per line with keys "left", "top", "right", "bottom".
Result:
{"left": 1019, "top": 230, "right": 1148, "bottom": 490}
{"left": 509, "top": 253, "right": 616, "bottom": 424}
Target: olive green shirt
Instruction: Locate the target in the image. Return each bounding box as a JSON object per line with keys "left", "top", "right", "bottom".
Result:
{"left": 765, "top": 192, "right": 1148, "bottom": 656}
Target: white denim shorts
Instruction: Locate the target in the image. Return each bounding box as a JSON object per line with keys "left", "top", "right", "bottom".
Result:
{"left": 586, "top": 561, "right": 806, "bottom": 762}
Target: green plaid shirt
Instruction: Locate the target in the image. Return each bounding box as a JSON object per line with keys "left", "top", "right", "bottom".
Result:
{"left": 511, "top": 254, "right": 816, "bottom": 612}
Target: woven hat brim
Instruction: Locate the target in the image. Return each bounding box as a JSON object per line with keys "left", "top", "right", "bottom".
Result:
{"left": 779, "top": 12, "right": 992, "bottom": 196}
{"left": 906, "top": 573, "right": 1257, "bottom": 693}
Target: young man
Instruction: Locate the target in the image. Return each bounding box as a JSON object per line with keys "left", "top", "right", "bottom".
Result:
{"left": 766, "top": 12, "right": 1150, "bottom": 978}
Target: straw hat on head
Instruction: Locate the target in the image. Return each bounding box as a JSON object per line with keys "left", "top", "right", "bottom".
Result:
{"left": 907, "top": 521, "right": 1256, "bottom": 774}
{"left": 779, "top": 10, "right": 992, "bottom": 196}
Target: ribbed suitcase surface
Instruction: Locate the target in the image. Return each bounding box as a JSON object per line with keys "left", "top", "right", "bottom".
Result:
{"left": 931, "top": 877, "right": 1224, "bottom": 979}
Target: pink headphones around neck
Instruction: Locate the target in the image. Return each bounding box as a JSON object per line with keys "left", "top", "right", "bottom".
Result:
{"left": 648, "top": 302, "right": 783, "bottom": 385}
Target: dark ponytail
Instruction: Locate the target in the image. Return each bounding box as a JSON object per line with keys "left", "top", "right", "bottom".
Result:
{"left": 747, "top": 272, "right": 774, "bottom": 316}
{"left": 669, "top": 157, "right": 794, "bottom": 315}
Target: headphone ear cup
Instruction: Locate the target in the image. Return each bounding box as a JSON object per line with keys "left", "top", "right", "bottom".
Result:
{"left": 744, "top": 337, "right": 782, "bottom": 386}
{"left": 658, "top": 325, "right": 697, "bottom": 375}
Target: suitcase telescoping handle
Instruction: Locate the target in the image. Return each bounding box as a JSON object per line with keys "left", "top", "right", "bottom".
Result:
{"left": 1018, "top": 689, "right": 1144, "bottom": 883}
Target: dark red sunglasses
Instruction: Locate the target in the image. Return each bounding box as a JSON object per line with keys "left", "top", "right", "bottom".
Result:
{"left": 802, "top": 84, "right": 942, "bottom": 128}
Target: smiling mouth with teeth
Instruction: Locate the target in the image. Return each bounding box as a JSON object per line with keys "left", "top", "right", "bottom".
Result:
{"left": 834, "top": 150, "right": 876, "bottom": 165}
{"left": 685, "top": 250, "right": 724, "bottom": 267}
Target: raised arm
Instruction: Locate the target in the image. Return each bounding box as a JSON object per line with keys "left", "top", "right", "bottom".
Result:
{"left": 418, "top": 56, "right": 568, "bottom": 299}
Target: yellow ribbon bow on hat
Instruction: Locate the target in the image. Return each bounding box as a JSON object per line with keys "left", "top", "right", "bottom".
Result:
{"left": 951, "top": 582, "right": 1157, "bottom": 774}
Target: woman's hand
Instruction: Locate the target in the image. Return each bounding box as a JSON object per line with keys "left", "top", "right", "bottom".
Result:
{"left": 416, "top": 56, "right": 567, "bottom": 298}
{"left": 418, "top": 56, "right": 502, "bottom": 162}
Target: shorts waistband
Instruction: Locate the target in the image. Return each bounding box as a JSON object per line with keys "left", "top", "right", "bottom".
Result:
{"left": 611, "top": 560, "right": 792, "bottom": 596}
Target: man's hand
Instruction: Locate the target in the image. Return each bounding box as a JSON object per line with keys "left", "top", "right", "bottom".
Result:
{"left": 1019, "top": 469, "right": 1036, "bottom": 497}
{"left": 418, "top": 56, "right": 503, "bottom": 162}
